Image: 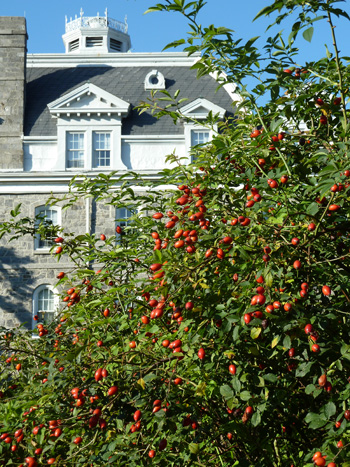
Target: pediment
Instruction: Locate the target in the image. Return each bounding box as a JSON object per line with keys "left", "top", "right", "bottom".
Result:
{"left": 47, "top": 83, "right": 130, "bottom": 117}
{"left": 180, "top": 98, "right": 226, "bottom": 119}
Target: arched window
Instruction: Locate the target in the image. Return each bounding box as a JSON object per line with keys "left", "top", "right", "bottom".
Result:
{"left": 32, "top": 285, "right": 59, "bottom": 331}
{"left": 34, "top": 205, "right": 61, "bottom": 251}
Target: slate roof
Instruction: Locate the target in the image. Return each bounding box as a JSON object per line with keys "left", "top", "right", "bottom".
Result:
{"left": 25, "top": 66, "right": 235, "bottom": 136}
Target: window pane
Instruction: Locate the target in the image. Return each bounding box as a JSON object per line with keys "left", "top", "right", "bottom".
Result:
{"left": 116, "top": 207, "right": 133, "bottom": 228}
{"left": 93, "top": 132, "right": 111, "bottom": 168}
{"left": 67, "top": 132, "right": 85, "bottom": 168}
{"left": 191, "top": 130, "right": 210, "bottom": 146}
{"left": 37, "top": 288, "right": 55, "bottom": 325}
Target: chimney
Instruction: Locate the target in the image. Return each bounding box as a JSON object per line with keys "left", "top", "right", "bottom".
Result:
{"left": 0, "top": 17, "right": 27, "bottom": 170}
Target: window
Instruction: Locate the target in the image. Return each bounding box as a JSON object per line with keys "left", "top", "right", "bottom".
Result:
{"left": 67, "top": 132, "right": 85, "bottom": 169}
{"left": 32, "top": 285, "right": 59, "bottom": 331}
{"left": 191, "top": 130, "right": 210, "bottom": 147}
{"left": 93, "top": 132, "right": 111, "bottom": 168}
{"left": 34, "top": 206, "right": 61, "bottom": 251}
{"left": 116, "top": 207, "right": 138, "bottom": 244}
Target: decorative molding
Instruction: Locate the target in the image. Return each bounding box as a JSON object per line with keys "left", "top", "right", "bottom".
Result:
{"left": 180, "top": 97, "right": 226, "bottom": 119}
{"left": 144, "top": 70, "right": 166, "bottom": 90}
{"left": 47, "top": 83, "right": 130, "bottom": 117}
{"left": 26, "top": 52, "right": 201, "bottom": 68}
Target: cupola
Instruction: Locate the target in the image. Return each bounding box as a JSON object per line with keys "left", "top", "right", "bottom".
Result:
{"left": 62, "top": 8, "right": 131, "bottom": 54}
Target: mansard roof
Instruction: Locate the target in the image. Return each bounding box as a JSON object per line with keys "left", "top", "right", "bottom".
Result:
{"left": 25, "top": 64, "right": 237, "bottom": 136}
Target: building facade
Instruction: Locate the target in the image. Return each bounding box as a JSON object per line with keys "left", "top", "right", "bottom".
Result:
{"left": 0, "top": 11, "right": 239, "bottom": 329}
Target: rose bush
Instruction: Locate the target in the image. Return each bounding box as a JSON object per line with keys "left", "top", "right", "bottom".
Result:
{"left": 1, "top": 1, "right": 350, "bottom": 465}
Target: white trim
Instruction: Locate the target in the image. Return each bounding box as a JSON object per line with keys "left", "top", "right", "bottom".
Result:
{"left": 121, "top": 135, "right": 184, "bottom": 143}
{"left": 184, "top": 122, "right": 216, "bottom": 158}
{"left": 144, "top": 70, "right": 166, "bottom": 90}
{"left": 180, "top": 97, "right": 226, "bottom": 119}
{"left": 208, "top": 70, "right": 243, "bottom": 105}
{"left": 26, "top": 52, "right": 201, "bottom": 68}
{"left": 48, "top": 82, "right": 130, "bottom": 116}
{"left": 23, "top": 137, "right": 58, "bottom": 143}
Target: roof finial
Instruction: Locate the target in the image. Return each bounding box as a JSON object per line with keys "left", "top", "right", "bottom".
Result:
{"left": 80, "top": 8, "right": 84, "bottom": 18}
{"left": 105, "top": 8, "right": 108, "bottom": 18}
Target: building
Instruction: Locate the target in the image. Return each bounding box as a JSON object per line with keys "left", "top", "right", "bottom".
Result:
{"left": 0, "top": 11, "right": 239, "bottom": 329}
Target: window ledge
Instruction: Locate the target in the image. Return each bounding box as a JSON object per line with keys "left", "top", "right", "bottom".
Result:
{"left": 34, "top": 249, "right": 52, "bottom": 255}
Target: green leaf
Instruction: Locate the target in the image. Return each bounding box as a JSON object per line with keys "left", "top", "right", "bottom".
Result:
{"left": 324, "top": 401, "right": 336, "bottom": 419}
{"left": 306, "top": 202, "right": 320, "bottom": 216}
{"left": 240, "top": 390, "right": 251, "bottom": 401}
{"left": 282, "top": 335, "right": 291, "bottom": 349}
{"left": 296, "top": 361, "right": 313, "bottom": 377}
{"left": 302, "top": 27, "right": 314, "bottom": 43}
{"left": 189, "top": 443, "right": 199, "bottom": 454}
{"left": 305, "top": 384, "right": 315, "bottom": 395}
{"left": 251, "top": 411, "right": 261, "bottom": 427}
{"left": 263, "top": 373, "right": 278, "bottom": 383}
{"left": 220, "top": 384, "right": 234, "bottom": 400}
{"left": 163, "top": 38, "right": 186, "bottom": 51}
{"left": 195, "top": 382, "right": 207, "bottom": 397}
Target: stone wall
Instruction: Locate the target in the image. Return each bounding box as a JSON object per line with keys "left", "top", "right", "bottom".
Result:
{"left": 0, "top": 193, "right": 117, "bottom": 329}
{"left": 0, "top": 17, "right": 27, "bottom": 170}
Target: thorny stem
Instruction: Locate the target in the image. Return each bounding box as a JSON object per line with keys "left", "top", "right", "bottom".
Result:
{"left": 327, "top": 3, "right": 348, "bottom": 140}
{"left": 253, "top": 103, "right": 292, "bottom": 177}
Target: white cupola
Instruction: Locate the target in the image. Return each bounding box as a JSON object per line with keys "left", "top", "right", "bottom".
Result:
{"left": 62, "top": 8, "right": 131, "bottom": 54}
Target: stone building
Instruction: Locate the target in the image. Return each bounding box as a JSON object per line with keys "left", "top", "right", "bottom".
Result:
{"left": 0, "top": 11, "right": 239, "bottom": 329}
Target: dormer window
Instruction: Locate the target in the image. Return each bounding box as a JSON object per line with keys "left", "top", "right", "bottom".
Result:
{"left": 144, "top": 70, "right": 165, "bottom": 90}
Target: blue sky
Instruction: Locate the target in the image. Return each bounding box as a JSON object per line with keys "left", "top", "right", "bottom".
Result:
{"left": 1, "top": 0, "right": 349, "bottom": 61}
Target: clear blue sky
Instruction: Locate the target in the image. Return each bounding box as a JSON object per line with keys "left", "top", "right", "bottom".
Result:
{"left": 1, "top": 0, "right": 349, "bottom": 61}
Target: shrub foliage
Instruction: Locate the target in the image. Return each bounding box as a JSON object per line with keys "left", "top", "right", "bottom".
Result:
{"left": 1, "top": 1, "right": 350, "bottom": 466}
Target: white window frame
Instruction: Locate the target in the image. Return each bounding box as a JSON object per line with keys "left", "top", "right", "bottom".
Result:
{"left": 66, "top": 131, "right": 85, "bottom": 169}
{"left": 32, "top": 284, "right": 59, "bottom": 333}
{"left": 184, "top": 122, "right": 216, "bottom": 162}
{"left": 57, "top": 121, "right": 123, "bottom": 171}
{"left": 34, "top": 205, "right": 62, "bottom": 253}
{"left": 93, "top": 131, "right": 111, "bottom": 168}
{"left": 48, "top": 83, "right": 130, "bottom": 171}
